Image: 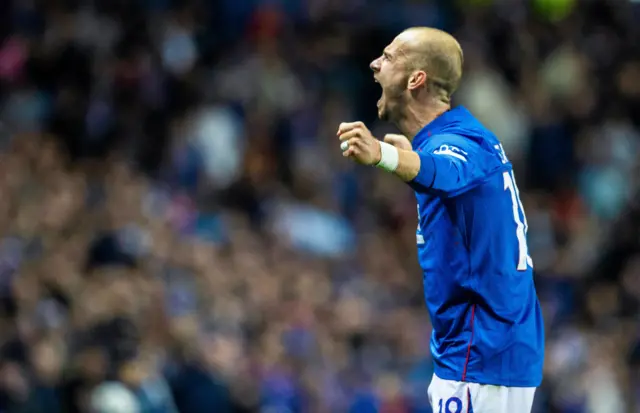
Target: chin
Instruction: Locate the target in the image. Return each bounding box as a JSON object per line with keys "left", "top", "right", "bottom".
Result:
{"left": 377, "top": 96, "right": 395, "bottom": 121}
{"left": 378, "top": 107, "right": 391, "bottom": 122}
{"left": 377, "top": 104, "right": 388, "bottom": 120}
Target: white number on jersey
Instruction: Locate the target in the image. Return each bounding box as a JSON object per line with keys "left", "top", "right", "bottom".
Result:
{"left": 416, "top": 204, "right": 425, "bottom": 244}
{"left": 503, "top": 171, "right": 533, "bottom": 270}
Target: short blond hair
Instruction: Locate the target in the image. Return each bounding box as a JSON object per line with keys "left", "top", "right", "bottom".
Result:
{"left": 401, "top": 27, "right": 464, "bottom": 103}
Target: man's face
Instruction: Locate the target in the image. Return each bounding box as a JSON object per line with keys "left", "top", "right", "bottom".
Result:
{"left": 370, "top": 37, "right": 410, "bottom": 122}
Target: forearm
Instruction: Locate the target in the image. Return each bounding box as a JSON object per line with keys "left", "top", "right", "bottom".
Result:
{"left": 376, "top": 142, "right": 436, "bottom": 187}
{"left": 393, "top": 149, "right": 425, "bottom": 182}
{"left": 378, "top": 143, "right": 442, "bottom": 191}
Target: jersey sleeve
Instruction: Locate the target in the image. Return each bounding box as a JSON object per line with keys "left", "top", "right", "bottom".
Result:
{"left": 408, "top": 134, "right": 496, "bottom": 197}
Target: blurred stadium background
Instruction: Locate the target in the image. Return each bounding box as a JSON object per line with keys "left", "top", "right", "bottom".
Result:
{"left": 0, "top": 0, "right": 639, "bottom": 412}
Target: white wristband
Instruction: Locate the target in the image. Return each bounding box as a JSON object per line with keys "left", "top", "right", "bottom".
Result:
{"left": 376, "top": 141, "right": 399, "bottom": 172}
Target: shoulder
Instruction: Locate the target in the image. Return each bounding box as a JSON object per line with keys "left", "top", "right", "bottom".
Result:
{"left": 420, "top": 134, "right": 481, "bottom": 163}
{"left": 422, "top": 133, "right": 472, "bottom": 150}
{"left": 421, "top": 133, "right": 511, "bottom": 175}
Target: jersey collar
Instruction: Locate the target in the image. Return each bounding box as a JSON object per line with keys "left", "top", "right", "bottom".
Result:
{"left": 412, "top": 106, "right": 470, "bottom": 149}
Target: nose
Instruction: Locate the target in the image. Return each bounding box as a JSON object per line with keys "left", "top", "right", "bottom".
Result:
{"left": 370, "top": 57, "right": 381, "bottom": 72}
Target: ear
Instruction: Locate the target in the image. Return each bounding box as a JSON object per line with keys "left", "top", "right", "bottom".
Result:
{"left": 407, "top": 71, "right": 427, "bottom": 91}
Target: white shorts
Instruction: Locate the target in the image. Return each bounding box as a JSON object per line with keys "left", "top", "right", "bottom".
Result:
{"left": 428, "top": 374, "right": 536, "bottom": 413}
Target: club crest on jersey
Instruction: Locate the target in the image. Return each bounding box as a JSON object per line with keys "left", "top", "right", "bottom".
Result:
{"left": 433, "top": 144, "right": 468, "bottom": 162}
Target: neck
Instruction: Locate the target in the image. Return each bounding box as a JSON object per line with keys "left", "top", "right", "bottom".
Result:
{"left": 397, "top": 101, "right": 450, "bottom": 140}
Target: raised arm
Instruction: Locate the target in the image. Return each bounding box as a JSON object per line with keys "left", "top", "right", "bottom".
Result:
{"left": 338, "top": 122, "right": 482, "bottom": 196}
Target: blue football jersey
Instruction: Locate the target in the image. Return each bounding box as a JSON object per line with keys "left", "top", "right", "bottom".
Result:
{"left": 408, "top": 107, "right": 544, "bottom": 387}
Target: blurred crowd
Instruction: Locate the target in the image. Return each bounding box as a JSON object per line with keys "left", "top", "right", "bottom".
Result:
{"left": 0, "top": 0, "right": 639, "bottom": 412}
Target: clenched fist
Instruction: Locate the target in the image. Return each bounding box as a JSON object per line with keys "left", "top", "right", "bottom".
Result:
{"left": 337, "top": 122, "right": 382, "bottom": 166}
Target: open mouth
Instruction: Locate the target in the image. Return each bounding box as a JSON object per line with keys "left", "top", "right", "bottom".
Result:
{"left": 374, "top": 78, "right": 382, "bottom": 106}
